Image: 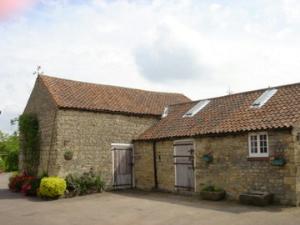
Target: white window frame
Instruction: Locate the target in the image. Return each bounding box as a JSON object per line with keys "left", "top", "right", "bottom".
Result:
{"left": 248, "top": 132, "right": 269, "bottom": 158}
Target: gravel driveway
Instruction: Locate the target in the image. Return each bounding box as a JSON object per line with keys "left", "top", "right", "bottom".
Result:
{"left": 1, "top": 173, "right": 300, "bottom": 225}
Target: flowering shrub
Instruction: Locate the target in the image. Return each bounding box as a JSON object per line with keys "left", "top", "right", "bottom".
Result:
{"left": 65, "top": 170, "right": 105, "bottom": 197}
{"left": 8, "top": 172, "right": 34, "bottom": 192}
{"left": 21, "top": 181, "right": 33, "bottom": 194}
{"left": 39, "top": 177, "right": 66, "bottom": 199}
{"left": 26, "top": 177, "right": 42, "bottom": 196}
{"left": 8, "top": 172, "right": 47, "bottom": 196}
{"left": 8, "top": 172, "right": 18, "bottom": 190}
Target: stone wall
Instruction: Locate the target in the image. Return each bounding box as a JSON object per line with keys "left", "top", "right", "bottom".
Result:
{"left": 22, "top": 77, "right": 58, "bottom": 175}
{"left": 155, "top": 141, "right": 175, "bottom": 191}
{"left": 23, "top": 78, "right": 159, "bottom": 185}
{"left": 134, "top": 129, "right": 298, "bottom": 205}
{"left": 195, "top": 130, "right": 296, "bottom": 205}
{"left": 53, "top": 110, "right": 158, "bottom": 186}
{"left": 134, "top": 141, "right": 154, "bottom": 190}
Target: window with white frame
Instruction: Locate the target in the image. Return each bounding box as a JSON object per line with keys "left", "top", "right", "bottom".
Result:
{"left": 248, "top": 132, "right": 269, "bottom": 157}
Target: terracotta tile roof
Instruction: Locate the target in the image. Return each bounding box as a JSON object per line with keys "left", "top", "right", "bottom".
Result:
{"left": 39, "top": 75, "right": 190, "bottom": 116}
{"left": 137, "top": 82, "right": 300, "bottom": 140}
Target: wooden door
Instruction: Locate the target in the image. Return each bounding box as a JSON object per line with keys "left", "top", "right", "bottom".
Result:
{"left": 174, "top": 141, "right": 194, "bottom": 191}
{"left": 112, "top": 144, "right": 133, "bottom": 189}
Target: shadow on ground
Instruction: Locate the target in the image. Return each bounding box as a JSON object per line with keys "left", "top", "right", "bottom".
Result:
{"left": 0, "top": 173, "right": 41, "bottom": 202}
{"left": 0, "top": 188, "right": 42, "bottom": 202}
{"left": 0, "top": 173, "right": 291, "bottom": 214}
{"left": 110, "top": 189, "right": 288, "bottom": 214}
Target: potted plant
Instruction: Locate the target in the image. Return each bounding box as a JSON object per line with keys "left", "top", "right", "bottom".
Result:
{"left": 64, "top": 150, "right": 73, "bottom": 161}
{"left": 271, "top": 157, "right": 286, "bottom": 166}
{"left": 271, "top": 142, "right": 286, "bottom": 166}
{"left": 200, "top": 185, "right": 226, "bottom": 201}
{"left": 202, "top": 152, "right": 213, "bottom": 163}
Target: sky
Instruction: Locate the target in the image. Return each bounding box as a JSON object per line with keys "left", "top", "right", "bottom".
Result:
{"left": 0, "top": 0, "right": 300, "bottom": 134}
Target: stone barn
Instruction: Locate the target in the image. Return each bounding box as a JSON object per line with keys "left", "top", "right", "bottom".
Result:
{"left": 22, "top": 75, "right": 300, "bottom": 205}
{"left": 22, "top": 75, "right": 190, "bottom": 187}
{"left": 133, "top": 83, "right": 300, "bottom": 205}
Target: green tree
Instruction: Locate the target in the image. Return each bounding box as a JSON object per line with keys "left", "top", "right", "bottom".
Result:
{"left": 0, "top": 130, "right": 19, "bottom": 172}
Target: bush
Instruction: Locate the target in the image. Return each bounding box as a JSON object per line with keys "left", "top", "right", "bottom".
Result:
{"left": 26, "top": 172, "right": 48, "bottom": 196}
{"left": 0, "top": 158, "right": 5, "bottom": 172}
{"left": 20, "top": 177, "right": 35, "bottom": 194}
{"left": 0, "top": 131, "right": 19, "bottom": 172}
{"left": 8, "top": 172, "right": 48, "bottom": 196}
{"left": 65, "top": 171, "right": 105, "bottom": 196}
{"left": 39, "top": 177, "right": 66, "bottom": 199}
{"left": 202, "top": 185, "right": 224, "bottom": 192}
{"left": 65, "top": 174, "right": 81, "bottom": 195}
{"left": 8, "top": 172, "right": 34, "bottom": 192}
{"left": 28, "top": 178, "right": 41, "bottom": 195}
{"left": 8, "top": 172, "right": 18, "bottom": 190}
{"left": 25, "top": 177, "right": 41, "bottom": 196}
{"left": 5, "top": 150, "right": 19, "bottom": 172}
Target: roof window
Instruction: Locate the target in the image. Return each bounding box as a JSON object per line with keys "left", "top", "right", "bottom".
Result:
{"left": 183, "top": 100, "right": 210, "bottom": 117}
{"left": 251, "top": 88, "right": 277, "bottom": 108}
{"left": 162, "top": 107, "right": 169, "bottom": 118}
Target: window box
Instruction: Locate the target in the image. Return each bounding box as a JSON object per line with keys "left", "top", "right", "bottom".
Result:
{"left": 239, "top": 191, "right": 273, "bottom": 206}
{"left": 270, "top": 141, "right": 287, "bottom": 166}
{"left": 271, "top": 158, "right": 286, "bottom": 166}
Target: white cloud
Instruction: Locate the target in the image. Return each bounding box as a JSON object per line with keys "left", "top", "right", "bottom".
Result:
{"left": 0, "top": 0, "right": 300, "bottom": 133}
{"left": 135, "top": 25, "right": 211, "bottom": 82}
{"left": 282, "top": 0, "right": 300, "bottom": 24}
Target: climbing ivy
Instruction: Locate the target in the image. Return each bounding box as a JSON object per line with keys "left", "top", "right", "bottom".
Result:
{"left": 19, "top": 114, "right": 40, "bottom": 175}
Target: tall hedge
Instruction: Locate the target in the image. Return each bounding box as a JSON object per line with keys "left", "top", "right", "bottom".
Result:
{"left": 19, "top": 114, "right": 40, "bottom": 176}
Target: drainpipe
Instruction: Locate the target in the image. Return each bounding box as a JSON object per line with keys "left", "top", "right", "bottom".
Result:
{"left": 153, "top": 141, "right": 158, "bottom": 189}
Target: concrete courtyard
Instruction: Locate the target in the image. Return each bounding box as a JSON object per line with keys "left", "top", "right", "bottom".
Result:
{"left": 1, "top": 173, "right": 300, "bottom": 225}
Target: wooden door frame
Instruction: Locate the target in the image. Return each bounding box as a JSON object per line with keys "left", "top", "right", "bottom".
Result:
{"left": 173, "top": 139, "right": 196, "bottom": 192}
{"left": 111, "top": 143, "right": 134, "bottom": 189}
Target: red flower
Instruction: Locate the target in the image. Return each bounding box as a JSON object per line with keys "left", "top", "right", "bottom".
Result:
{"left": 21, "top": 183, "right": 32, "bottom": 194}
{"left": 9, "top": 173, "right": 36, "bottom": 193}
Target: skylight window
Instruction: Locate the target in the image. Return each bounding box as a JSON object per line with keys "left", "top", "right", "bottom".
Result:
{"left": 183, "top": 100, "right": 210, "bottom": 118}
{"left": 162, "top": 107, "right": 169, "bottom": 118}
{"left": 251, "top": 88, "right": 277, "bottom": 108}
